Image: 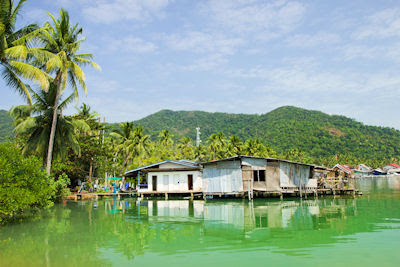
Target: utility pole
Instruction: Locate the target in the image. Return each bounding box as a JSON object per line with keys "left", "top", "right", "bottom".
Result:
{"left": 196, "top": 127, "right": 201, "bottom": 147}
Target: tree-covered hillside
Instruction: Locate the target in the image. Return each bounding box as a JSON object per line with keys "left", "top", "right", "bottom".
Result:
{"left": 0, "top": 110, "right": 13, "bottom": 142}
{"left": 4, "top": 106, "right": 400, "bottom": 160}
{"left": 113, "top": 106, "right": 400, "bottom": 160}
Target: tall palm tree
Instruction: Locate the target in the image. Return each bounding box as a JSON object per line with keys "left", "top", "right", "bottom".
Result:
{"left": 119, "top": 125, "right": 150, "bottom": 175}
{"left": 0, "top": 0, "right": 50, "bottom": 103}
{"left": 177, "top": 137, "right": 194, "bottom": 159}
{"left": 9, "top": 83, "right": 90, "bottom": 163}
{"left": 39, "top": 8, "right": 100, "bottom": 174}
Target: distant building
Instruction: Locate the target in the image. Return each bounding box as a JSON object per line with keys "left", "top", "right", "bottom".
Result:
{"left": 383, "top": 163, "right": 400, "bottom": 173}
{"left": 354, "top": 164, "right": 373, "bottom": 176}
{"left": 332, "top": 164, "right": 353, "bottom": 178}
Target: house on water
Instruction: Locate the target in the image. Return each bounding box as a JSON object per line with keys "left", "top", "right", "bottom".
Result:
{"left": 201, "top": 156, "right": 316, "bottom": 198}
{"left": 124, "top": 160, "right": 202, "bottom": 196}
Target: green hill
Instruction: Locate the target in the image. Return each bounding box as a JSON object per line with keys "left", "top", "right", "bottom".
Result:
{"left": 2, "top": 106, "right": 400, "bottom": 160}
{"left": 128, "top": 106, "right": 400, "bottom": 159}
{"left": 0, "top": 110, "right": 13, "bottom": 142}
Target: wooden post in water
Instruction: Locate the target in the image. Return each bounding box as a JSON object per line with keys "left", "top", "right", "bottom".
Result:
{"left": 165, "top": 192, "right": 168, "bottom": 200}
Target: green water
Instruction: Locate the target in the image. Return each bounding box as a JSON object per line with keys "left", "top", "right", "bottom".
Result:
{"left": 1, "top": 177, "right": 400, "bottom": 267}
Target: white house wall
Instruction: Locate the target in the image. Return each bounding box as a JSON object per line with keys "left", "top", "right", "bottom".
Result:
{"left": 147, "top": 170, "right": 202, "bottom": 192}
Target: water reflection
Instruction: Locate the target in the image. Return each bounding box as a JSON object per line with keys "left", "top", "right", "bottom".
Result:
{"left": 1, "top": 177, "right": 400, "bottom": 266}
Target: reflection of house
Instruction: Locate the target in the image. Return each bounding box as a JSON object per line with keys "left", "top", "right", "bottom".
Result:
{"left": 201, "top": 156, "right": 316, "bottom": 196}
{"left": 124, "top": 160, "right": 202, "bottom": 193}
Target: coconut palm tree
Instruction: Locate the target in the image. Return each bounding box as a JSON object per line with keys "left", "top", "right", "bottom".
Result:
{"left": 227, "top": 135, "right": 243, "bottom": 156}
{"left": 118, "top": 125, "right": 150, "bottom": 175}
{"left": 158, "top": 129, "right": 174, "bottom": 146}
{"left": 207, "top": 132, "right": 226, "bottom": 159}
{"left": 177, "top": 137, "right": 194, "bottom": 159}
{"left": 39, "top": 8, "right": 100, "bottom": 174}
{"left": 0, "top": 0, "right": 50, "bottom": 103}
{"left": 9, "top": 83, "right": 90, "bottom": 163}
{"left": 243, "top": 138, "right": 264, "bottom": 157}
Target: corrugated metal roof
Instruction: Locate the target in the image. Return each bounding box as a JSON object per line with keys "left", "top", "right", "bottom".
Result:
{"left": 124, "top": 159, "right": 200, "bottom": 175}
{"left": 201, "top": 155, "right": 315, "bottom": 167}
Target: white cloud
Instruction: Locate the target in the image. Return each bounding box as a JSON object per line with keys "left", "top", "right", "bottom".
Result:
{"left": 165, "top": 31, "right": 244, "bottom": 55}
{"left": 200, "top": 0, "right": 306, "bottom": 35}
{"left": 105, "top": 36, "right": 157, "bottom": 53}
{"left": 354, "top": 8, "right": 400, "bottom": 40}
{"left": 286, "top": 32, "right": 341, "bottom": 47}
{"left": 82, "top": 0, "right": 172, "bottom": 23}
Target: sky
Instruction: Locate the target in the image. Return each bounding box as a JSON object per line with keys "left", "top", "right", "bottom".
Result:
{"left": 1, "top": 0, "right": 400, "bottom": 129}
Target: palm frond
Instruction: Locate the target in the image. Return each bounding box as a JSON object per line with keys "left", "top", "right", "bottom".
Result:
{"left": 1, "top": 64, "right": 32, "bottom": 104}
{"left": 8, "top": 60, "right": 50, "bottom": 91}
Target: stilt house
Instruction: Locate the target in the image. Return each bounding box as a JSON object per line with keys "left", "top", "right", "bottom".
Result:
{"left": 124, "top": 160, "right": 202, "bottom": 193}
{"left": 201, "top": 156, "right": 316, "bottom": 195}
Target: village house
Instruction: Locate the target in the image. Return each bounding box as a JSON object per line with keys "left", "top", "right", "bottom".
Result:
{"left": 124, "top": 160, "right": 202, "bottom": 196}
{"left": 382, "top": 163, "right": 400, "bottom": 174}
{"left": 332, "top": 164, "right": 353, "bottom": 178}
{"left": 201, "top": 156, "right": 316, "bottom": 198}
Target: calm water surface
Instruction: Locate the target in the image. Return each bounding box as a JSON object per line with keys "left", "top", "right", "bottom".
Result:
{"left": 1, "top": 177, "right": 400, "bottom": 266}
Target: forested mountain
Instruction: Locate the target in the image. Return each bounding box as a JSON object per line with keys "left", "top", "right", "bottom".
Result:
{"left": 125, "top": 106, "right": 400, "bottom": 160}
{"left": 2, "top": 106, "right": 400, "bottom": 160}
{"left": 0, "top": 110, "right": 13, "bottom": 142}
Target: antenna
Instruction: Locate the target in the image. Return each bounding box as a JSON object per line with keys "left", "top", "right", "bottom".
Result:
{"left": 196, "top": 127, "right": 201, "bottom": 147}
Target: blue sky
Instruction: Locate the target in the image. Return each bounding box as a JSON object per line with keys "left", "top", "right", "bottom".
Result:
{"left": 1, "top": 0, "right": 400, "bottom": 129}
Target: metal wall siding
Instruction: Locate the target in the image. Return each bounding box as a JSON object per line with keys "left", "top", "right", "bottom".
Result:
{"left": 203, "top": 167, "right": 243, "bottom": 193}
{"left": 242, "top": 158, "right": 267, "bottom": 167}
{"left": 279, "top": 162, "right": 310, "bottom": 188}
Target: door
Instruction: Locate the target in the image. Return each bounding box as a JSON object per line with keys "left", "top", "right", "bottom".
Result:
{"left": 188, "top": 174, "right": 193, "bottom": 190}
{"left": 152, "top": 175, "right": 157, "bottom": 191}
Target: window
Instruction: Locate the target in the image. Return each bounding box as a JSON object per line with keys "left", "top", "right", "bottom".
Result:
{"left": 259, "top": 170, "right": 265, "bottom": 181}
{"left": 253, "top": 170, "right": 266, "bottom": 182}
{"left": 253, "top": 170, "right": 258, "bottom": 181}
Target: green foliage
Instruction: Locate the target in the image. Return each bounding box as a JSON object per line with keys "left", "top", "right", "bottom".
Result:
{"left": 51, "top": 173, "right": 70, "bottom": 202}
{"left": 0, "top": 142, "right": 54, "bottom": 224}
{"left": 108, "top": 106, "right": 400, "bottom": 165}
{"left": 0, "top": 110, "right": 13, "bottom": 142}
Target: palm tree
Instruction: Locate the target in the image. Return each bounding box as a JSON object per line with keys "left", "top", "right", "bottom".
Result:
{"left": 177, "top": 137, "right": 194, "bottom": 159}
{"left": 0, "top": 0, "right": 50, "bottom": 103}
{"left": 243, "top": 138, "right": 264, "bottom": 157}
{"left": 118, "top": 125, "right": 150, "bottom": 175}
{"left": 158, "top": 129, "right": 173, "bottom": 146}
{"left": 39, "top": 8, "right": 100, "bottom": 174}
{"left": 227, "top": 135, "right": 243, "bottom": 156}
{"left": 9, "top": 83, "right": 90, "bottom": 163}
{"left": 207, "top": 132, "right": 226, "bottom": 159}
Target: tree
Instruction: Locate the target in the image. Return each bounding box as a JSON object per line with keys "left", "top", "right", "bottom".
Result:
{"left": 39, "top": 8, "right": 100, "bottom": 174}
{"left": 227, "top": 135, "right": 243, "bottom": 156}
{"left": 9, "top": 83, "right": 89, "bottom": 164}
{"left": 208, "top": 132, "right": 226, "bottom": 159}
{"left": 0, "top": 0, "right": 50, "bottom": 103}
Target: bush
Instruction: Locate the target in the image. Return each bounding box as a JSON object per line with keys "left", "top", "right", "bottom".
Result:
{"left": 52, "top": 173, "right": 71, "bottom": 202}
{"left": 0, "top": 143, "right": 54, "bottom": 224}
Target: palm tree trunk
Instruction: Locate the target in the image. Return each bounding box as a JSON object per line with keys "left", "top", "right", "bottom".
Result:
{"left": 46, "top": 73, "right": 62, "bottom": 174}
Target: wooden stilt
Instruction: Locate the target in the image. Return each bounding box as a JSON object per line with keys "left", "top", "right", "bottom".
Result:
{"left": 165, "top": 193, "right": 168, "bottom": 200}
